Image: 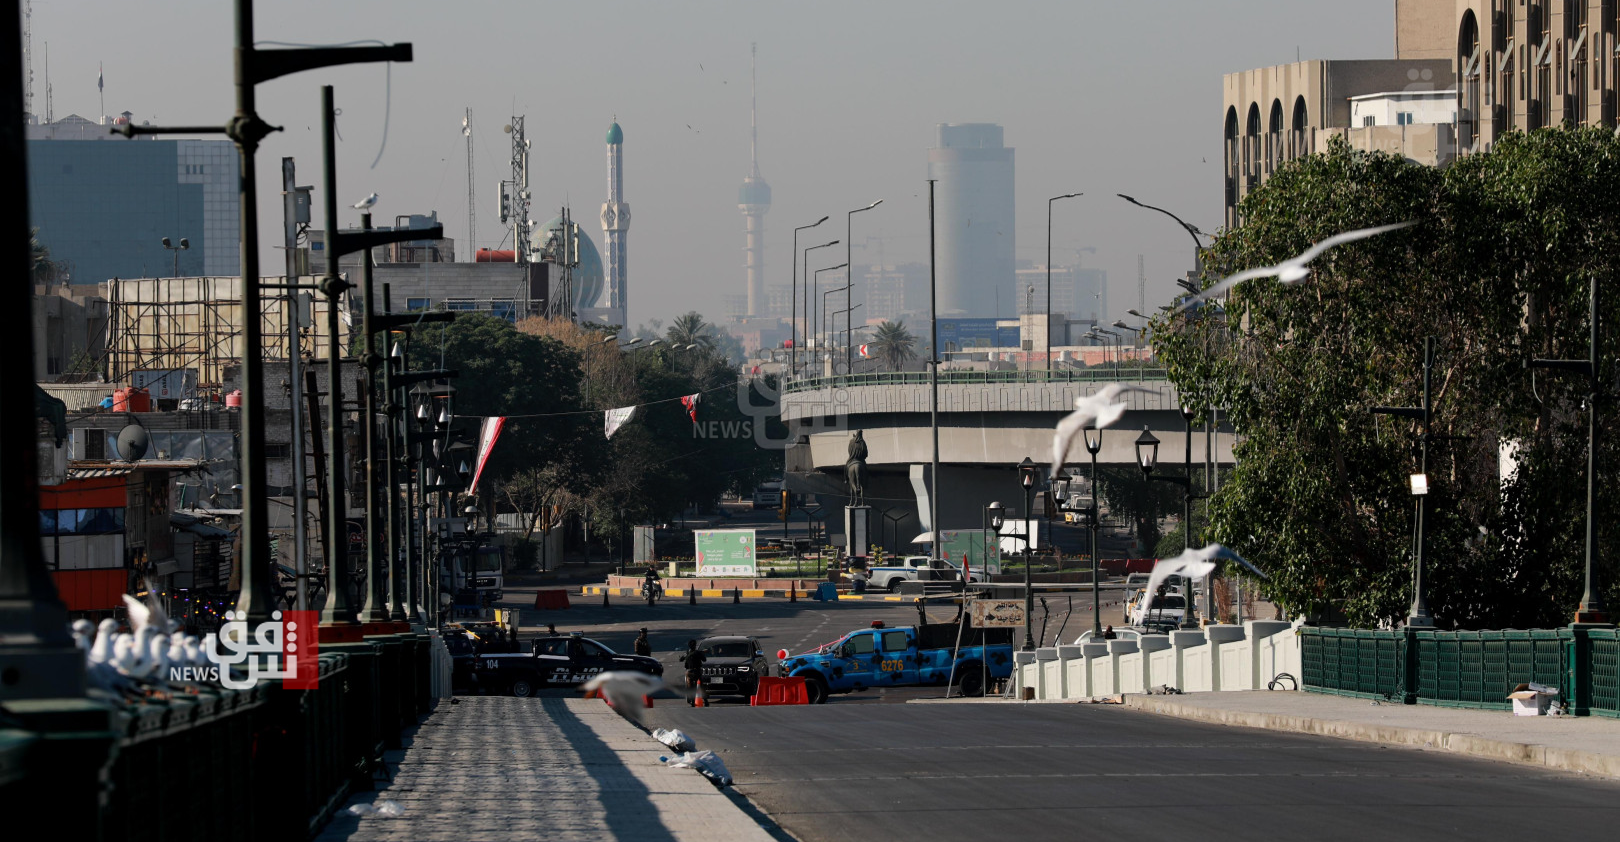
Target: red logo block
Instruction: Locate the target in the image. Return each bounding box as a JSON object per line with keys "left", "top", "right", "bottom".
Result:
{"left": 283, "top": 610, "right": 319, "bottom": 689}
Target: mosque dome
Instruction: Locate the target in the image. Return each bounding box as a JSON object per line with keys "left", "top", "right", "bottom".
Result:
{"left": 532, "top": 216, "right": 605, "bottom": 309}
{"left": 606, "top": 122, "right": 623, "bottom": 145}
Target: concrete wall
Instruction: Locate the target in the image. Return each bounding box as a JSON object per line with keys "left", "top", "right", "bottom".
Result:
{"left": 1397, "top": 0, "right": 1459, "bottom": 60}
{"left": 1015, "top": 620, "right": 1303, "bottom": 700}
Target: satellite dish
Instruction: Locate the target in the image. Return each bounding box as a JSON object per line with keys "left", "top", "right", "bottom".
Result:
{"left": 116, "top": 424, "right": 150, "bottom": 461}
{"left": 503, "top": 124, "right": 513, "bottom": 133}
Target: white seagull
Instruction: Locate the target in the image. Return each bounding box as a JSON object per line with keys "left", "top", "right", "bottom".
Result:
{"left": 581, "top": 671, "right": 675, "bottom": 724}
{"left": 1139, "top": 543, "right": 1267, "bottom": 628}
{"left": 1176, "top": 221, "right": 1416, "bottom": 313}
{"left": 1051, "top": 383, "right": 1155, "bottom": 476}
{"left": 353, "top": 192, "right": 379, "bottom": 210}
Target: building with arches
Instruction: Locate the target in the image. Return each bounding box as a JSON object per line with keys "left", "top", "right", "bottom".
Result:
{"left": 1222, "top": 1, "right": 1620, "bottom": 228}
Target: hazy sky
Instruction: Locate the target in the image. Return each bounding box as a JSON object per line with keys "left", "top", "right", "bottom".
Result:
{"left": 32, "top": 1, "right": 1394, "bottom": 329}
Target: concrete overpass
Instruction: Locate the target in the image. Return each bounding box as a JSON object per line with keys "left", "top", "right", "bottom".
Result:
{"left": 776, "top": 369, "right": 1235, "bottom": 550}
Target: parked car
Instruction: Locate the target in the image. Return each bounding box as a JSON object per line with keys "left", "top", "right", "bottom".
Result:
{"left": 1131, "top": 592, "right": 1187, "bottom": 629}
{"left": 694, "top": 635, "right": 771, "bottom": 699}
{"left": 468, "top": 633, "right": 662, "bottom": 697}
{"left": 868, "top": 556, "right": 975, "bottom": 592}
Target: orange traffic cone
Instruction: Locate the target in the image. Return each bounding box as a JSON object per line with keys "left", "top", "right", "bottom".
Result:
{"left": 694, "top": 692, "right": 707, "bottom": 708}
{"left": 643, "top": 694, "right": 654, "bottom": 707}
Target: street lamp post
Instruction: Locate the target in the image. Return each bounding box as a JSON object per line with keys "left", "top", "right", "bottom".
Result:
{"left": 812, "top": 261, "right": 845, "bottom": 367}
{"left": 1529, "top": 277, "right": 1609, "bottom": 625}
{"left": 1372, "top": 336, "right": 1440, "bottom": 628}
{"left": 792, "top": 218, "right": 830, "bottom": 378}
{"left": 1084, "top": 425, "right": 1104, "bottom": 637}
{"left": 846, "top": 200, "right": 882, "bottom": 376}
{"left": 803, "top": 240, "right": 840, "bottom": 375}
{"left": 1117, "top": 194, "right": 1209, "bottom": 271}
{"left": 160, "top": 236, "right": 190, "bottom": 278}
{"left": 1017, "top": 456, "right": 1040, "bottom": 650}
{"left": 1135, "top": 408, "right": 1202, "bottom": 629}
{"left": 1046, "top": 193, "right": 1082, "bottom": 375}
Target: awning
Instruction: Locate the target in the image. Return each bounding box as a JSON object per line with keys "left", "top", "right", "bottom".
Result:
{"left": 171, "top": 511, "right": 233, "bottom": 539}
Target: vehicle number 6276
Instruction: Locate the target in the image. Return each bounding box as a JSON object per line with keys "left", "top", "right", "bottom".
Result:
{"left": 879, "top": 659, "right": 904, "bottom": 672}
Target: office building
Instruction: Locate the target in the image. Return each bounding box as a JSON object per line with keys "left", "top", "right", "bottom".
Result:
{"left": 927, "top": 123, "right": 1015, "bottom": 318}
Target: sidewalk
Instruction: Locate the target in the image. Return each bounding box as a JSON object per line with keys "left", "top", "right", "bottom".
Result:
{"left": 1121, "top": 690, "right": 1620, "bottom": 778}
{"left": 316, "top": 697, "right": 775, "bottom": 842}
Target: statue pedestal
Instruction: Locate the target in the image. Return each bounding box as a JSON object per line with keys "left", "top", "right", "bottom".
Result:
{"left": 845, "top": 505, "right": 872, "bottom": 560}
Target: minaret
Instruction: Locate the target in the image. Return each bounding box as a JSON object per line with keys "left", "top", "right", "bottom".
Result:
{"left": 601, "top": 118, "right": 629, "bottom": 325}
{"left": 738, "top": 43, "right": 771, "bottom": 317}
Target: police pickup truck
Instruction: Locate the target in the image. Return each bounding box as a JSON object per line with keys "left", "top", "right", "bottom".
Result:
{"left": 468, "top": 633, "right": 663, "bottom": 697}
{"left": 776, "top": 621, "right": 1014, "bottom": 703}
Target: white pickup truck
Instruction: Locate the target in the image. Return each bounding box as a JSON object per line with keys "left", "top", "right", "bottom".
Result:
{"left": 867, "top": 556, "right": 976, "bottom": 592}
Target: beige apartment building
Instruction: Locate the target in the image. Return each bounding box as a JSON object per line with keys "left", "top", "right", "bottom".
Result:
{"left": 1223, "top": 1, "right": 1620, "bottom": 226}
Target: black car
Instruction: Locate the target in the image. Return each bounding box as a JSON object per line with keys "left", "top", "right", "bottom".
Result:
{"left": 469, "top": 633, "right": 663, "bottom": 697}
{"left": 695, "top": 635, "right": 770, "bottom": 698}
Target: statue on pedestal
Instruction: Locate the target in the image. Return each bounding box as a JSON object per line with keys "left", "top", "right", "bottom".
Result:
{"left": 844, "top": 430, "right": 868, "bottom": 507}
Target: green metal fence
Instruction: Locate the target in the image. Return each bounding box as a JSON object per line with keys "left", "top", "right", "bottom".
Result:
{"left": 1301, "top": 626, "right": 1620, "bottom": 716}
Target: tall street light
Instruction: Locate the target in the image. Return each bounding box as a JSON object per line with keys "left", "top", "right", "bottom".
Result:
{"left": 1017, "top": 456, "right": 1041, "bottom": 650}
{"left": 806, "top": 247, "right": 840, "bottom": 367}
{"left": 1117, "top": 193, "right": 1209, "bottom": 271}
{"left": 846, "top": 200, "right": 882, "bottom": 376}
{"left": 1113, "top": 319, "right": 1146, "bottom": 379}
{"left": 1084, "top": 425, "right": 1105, "bottom": 636}
{"left": 816, "top": 264, "right": 848, "bottom": 361}
{"left": 1530, "top": 277, "right": 1608, "bottom": 625}
{"left": 160, "top": 236, "right": 190, "bottom": 278}
{"left": 1046, "top": 193, "right": 1082, "bottom": 375}
{"left": 1135, "top": 408, "right": 1202, "bottom": 629}
{"left": 792, "top": 217, "right": 830, "bottom": 378}
{"left": 1372, "top": 337, "right": 1440, "bottom": 628}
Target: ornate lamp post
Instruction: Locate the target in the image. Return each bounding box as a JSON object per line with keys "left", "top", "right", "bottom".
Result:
{"left": 1135, "top": 412, "right": 1201, "bottom": 629}
{"left": 1084, "top": 425, "right": 1104, "bottom": 637}
{"left": 1018, "top": 456, "right": 1041, "bottom": 650}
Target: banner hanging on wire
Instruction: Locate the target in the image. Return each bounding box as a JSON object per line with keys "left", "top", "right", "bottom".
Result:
{"left": 604, "top": 405, "right": 638, "bottom": 438}
{"left": 469, "top": 416, "right": 505, "bottom": 492}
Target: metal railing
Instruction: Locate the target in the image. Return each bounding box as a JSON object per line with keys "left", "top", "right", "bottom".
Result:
{"left": 783, "top": 367, "right": 1170, "bottom": 395}
{"left": 1300, "top": 626, "right": 1620, "bottom": 717}
{"left": 2, "top": 631, "right": 436, "bottom": 841}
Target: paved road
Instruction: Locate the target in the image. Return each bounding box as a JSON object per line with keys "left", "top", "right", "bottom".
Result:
{"left": 642, "top": 702, "right": 1620, "bottom": 842}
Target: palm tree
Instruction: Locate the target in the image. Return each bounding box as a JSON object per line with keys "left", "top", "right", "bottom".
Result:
{"left": 869, "top": 320, "right": 916, "bottom": 371}
{"left": 666, "top": 311, "right": 716, "bottom": 350}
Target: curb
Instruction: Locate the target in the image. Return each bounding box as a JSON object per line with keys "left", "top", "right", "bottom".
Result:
{"left": 580, "top": 586, "right": 917, "bottom": 602}
{"left": 1120, "top": 695, "right": 1620, "bottom": 779}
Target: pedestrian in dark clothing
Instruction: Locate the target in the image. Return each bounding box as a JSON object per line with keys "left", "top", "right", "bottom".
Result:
{"left": 634, "top": 628, "right": 652, "bottom": 657}
{"left": 1102, "top": 625, "right": 1118, "bottom": 640}
{"left": 683, "top": 640, "right": 707, "bottom": 706}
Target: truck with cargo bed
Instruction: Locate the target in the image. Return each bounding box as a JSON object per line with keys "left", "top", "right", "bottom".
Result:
{"left": 776, "top": 621, "right": 1013, "bottom": 703}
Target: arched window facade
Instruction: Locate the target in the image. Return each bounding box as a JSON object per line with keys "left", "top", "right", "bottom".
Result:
{"left": 1267, "top": 99, "right": 1284, "bottom": 174}
{"left": 1245, "top": 102, "right": 1262, "bottom": 192}
{"left": 1224, "top": 106, "right": 1240, "bottom": 225}
{"left": 1460, "top": 9, "right": 1482, "bottom": 149}
{"left": 1291, "top": 96, "right": 1309, "bottom": 158}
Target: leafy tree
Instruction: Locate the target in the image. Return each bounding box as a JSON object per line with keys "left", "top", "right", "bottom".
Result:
{"left": 869, "top": 320, "right": 917, "bottom": 371}
{"left": 1153, "top": 130, "right": 1620, "bottom": 628}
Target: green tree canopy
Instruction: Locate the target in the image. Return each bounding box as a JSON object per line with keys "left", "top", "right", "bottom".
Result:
{"left": 1154, "top": 130, "right": 1620, "bottom": 628}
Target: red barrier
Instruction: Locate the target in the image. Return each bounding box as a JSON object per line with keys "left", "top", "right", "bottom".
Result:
{"left": 750, "top": 676, "right": 808, "bottom": 706}
{"left": 533, "top": 589, "right": 571, "bottom": 610}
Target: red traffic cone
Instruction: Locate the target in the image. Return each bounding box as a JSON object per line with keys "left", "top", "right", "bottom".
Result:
{"left": 643, "top": 694, "right": 654, "bottom": 708}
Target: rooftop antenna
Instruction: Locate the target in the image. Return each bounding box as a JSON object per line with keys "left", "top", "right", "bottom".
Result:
{"left": 43, "top": 41, "right": 52, "bottom": 122}
{"left": 500, "top": 116, "right": 532, "bottom": 263}
{"left": 22, "top": 1, "right": 32, "bottom": 118}
{"left": 463, "top": 108, "right": 476, "bottom": 261}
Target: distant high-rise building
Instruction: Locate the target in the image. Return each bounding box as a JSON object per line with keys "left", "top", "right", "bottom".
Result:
{"left": 26, "top": 112, "right": 239, "bottom": 283}
{"left": 927, "top": 123, "right": 1014, "bottom": 318}
{"left": 738, "top": 44, "right": 771, "bottom": 316}
{"left": 600, "top": 120, "right": 629, "bottom": 328}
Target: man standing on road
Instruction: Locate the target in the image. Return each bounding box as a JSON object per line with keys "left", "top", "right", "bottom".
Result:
{"left": 634, "top": 628, "right": 652, "bottom": 657}
{"left": 683, "top": 639, "right": 707, "bottom": 706}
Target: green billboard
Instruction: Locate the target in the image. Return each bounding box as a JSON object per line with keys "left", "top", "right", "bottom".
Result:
{"left": 940, "top": 529, "right": 1000, "bottom": 575}
{"left": 695, "top": 528, "right": 757, "bottom": 577}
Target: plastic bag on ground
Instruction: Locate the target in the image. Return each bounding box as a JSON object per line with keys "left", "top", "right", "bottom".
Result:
{"left": 652, "top": 727, "right": 695, "bottom": 752}
{"left": 347, "top": 800, "right": 404, "bottom": 817}
{"left": 661, "top": 750, "right": 734, "bottom": 786}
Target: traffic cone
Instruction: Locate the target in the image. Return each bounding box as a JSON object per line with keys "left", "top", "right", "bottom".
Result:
{"left": 602, "top": 589, "right": 610, "bottom": 608}
{"left": 733, "top": 587, "right": 740, "bottom": 604}
{"left": 694, "top": 692, "right": 706, "bottom": 708}
{"left": 643, "top": 694, "right": 654, "bottom": 708}
{"left": 789, "top": 583, "right": 797, "bottom": 603}
{"left": 689, "top": 587, "right": 696, "bottom": 605}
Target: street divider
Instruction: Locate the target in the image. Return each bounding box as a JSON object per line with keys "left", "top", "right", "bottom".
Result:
{"left": 751, "top": 676, "right": 809, "bottom": 706}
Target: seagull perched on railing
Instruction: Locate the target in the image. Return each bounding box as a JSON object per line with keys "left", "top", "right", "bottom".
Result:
{"left": 353, "top": 192, "right": 379, "bottom": 210}
{"left": 1175, "top": 221, "right": 1416, "bottom": 313}
{"left": 1051, "top": 383, "right": 1155, "bottom": 476}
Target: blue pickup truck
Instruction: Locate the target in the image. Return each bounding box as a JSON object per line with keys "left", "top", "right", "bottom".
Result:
{"left": 777, "top": 622, "right": 1014, "bottom": 703}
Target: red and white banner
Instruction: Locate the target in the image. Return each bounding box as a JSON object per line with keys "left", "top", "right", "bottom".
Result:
{"left": 680, "top": 393, "right": 701, "bottom": 424}
{"left": 469, "top": 416, "right": 505, "bottom": 492}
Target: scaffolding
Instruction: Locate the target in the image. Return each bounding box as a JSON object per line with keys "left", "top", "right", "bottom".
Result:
{"left": 104, "top": 276, "right": 348, "bottom": 390}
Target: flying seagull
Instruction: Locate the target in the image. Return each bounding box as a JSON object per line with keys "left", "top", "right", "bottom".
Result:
{"left": 1138, "top": 543, "right": 1265, "bottom": 626}
{"left": 1176, "top": 221, "right": 1416, "bottom": 313}
{"left": 1051, "top": 383, "right": 1154, "bottom": 476}
{"left": 582, "top": 671, "right": 677, "bottom": 724}
{"left": 353, "top": 192, "right": 379, "bottom": 210}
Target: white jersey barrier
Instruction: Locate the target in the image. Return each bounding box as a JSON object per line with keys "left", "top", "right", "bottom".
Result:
{"left": 1013, "top": 619, "right": 1303, "bottom": 699}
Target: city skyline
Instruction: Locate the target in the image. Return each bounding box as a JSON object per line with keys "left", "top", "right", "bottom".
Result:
{"left": 25, "top": 0, "right": 1392, "bottom": 329}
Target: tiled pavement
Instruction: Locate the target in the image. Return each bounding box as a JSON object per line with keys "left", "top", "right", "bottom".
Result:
{"left": 316, "top": 697, "right": 776, "bottom": 841}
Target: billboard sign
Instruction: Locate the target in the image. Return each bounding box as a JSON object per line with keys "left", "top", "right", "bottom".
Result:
{"left": 970, "top": 599, "right": 1026, "bottom": 629}
{"left": 695, "top": 528, "right": 757, "bottom": 577}
{"left": 940, "top": 529, "right": 1000, "bottom": 576}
